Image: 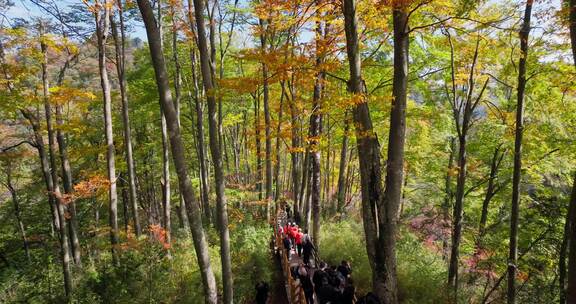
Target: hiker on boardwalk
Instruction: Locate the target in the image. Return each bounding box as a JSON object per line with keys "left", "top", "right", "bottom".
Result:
{"left": 341, "top": 278, "right": 356, "bottom": 304}
{"left": 295, "top": 228, "right": 303, "bottom": 257}
{"left": 298, "top": 264, "right": 314, "bottom": 304}
{"left": 302, "top": 229, "right": 314, "bottom": 266}
{"left": 337, "top": 260, "right": 352, "bottom": 280}
{"left": 282, "top": 234, "right": 292, "bottom": 260}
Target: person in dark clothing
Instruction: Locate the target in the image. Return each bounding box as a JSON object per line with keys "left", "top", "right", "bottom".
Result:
{"left": 337, "top": 260, "right": 352, "bottom": 279}
{"left": 341, "top": 278, "right": 356, "bottom": 304}
{"left": 283, "top": 235, "right": 291, "bottom": 260}
{"left": 313, "top": 262, "right": 327, "bottom": 288}
{"left": 302, "top": 233, "right": 314, "bottom": 266}
{"left": 299, "top": 265, "right": 315, "bottom": 304}
{"left": 255, "top": 281, "right": 269, "bottom": 304}
{"left": 316, "top": 277, "right": 340, "bottom": 304}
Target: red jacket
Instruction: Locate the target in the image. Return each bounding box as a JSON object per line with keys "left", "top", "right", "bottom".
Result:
{"left": 295, "top": 232, "right": 303, "bottom": 245}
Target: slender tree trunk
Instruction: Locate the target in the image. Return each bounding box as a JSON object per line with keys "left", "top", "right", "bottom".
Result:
{"left": 336, "top": 115, "right": 350, "bottom": 214}
{"left": 442, "top": 137, "right": 455, "bottom": 259}
{"left": 40, "top": 28, "right": 73, "bottom": 299}
{"left": 288, "top": 85, "right": 301, "bottom": 211}
{"left": 55, "top": 66, "right": 81, "bottom": 266}
{"left": 189, "top": 0, "right": 233, "bottom": 301}
{"left": 299, "top": 150, "right": 310, "bottom": 216}
{"left": 447, "top": 34, "right": 488, "bottom": 292}
{"left": 259, "top": 20, "right": 273, "bottom": 224}
{"left": 508, "top": 2, "right": 533, "bottom": 303}
{"left": 137, "top": 1, "right": 218, "bottom": 302}
{"left": 310, "top": 3, "right": 325, "bottom": 247}
{"left": 255, "top": 93, "right": 263, "bottom": 200}
{"left": 563, "top": 1, "right": 576, "bottom": 303}
{"left": 479, "top": 145, "right": 505, "bottom": 239}
{"left": 274, "top": 88, "right": 285, "bottom": 201}
{"left": 95, "top": 3, "right": 120, "bottom": 266}
{"left": 560, "top": 202, "right": 570, "bottom": 304}
{"left": 189, "top": 47, "right": 211, "bottom": 223}
{"left": 157, "top": 0, "right": 172, "bottom": 247}
{"left": 111, "top": 0, "right": 142, "bottom": 237}
{"left": 161, "top": 109, "right": 172, "bottom": 244}
{"left": 5, "top": 163, "right": 30, "bottom": 262}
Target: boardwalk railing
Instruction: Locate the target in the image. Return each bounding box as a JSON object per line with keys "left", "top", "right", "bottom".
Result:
{"left": 273, "top": 217, "right": 307, "bottom": 304}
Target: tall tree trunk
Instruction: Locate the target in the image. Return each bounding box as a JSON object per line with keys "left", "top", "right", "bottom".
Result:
{"left": 5, "top": 163, "right": 30, "bottom": 262}
{"left": 342, "top": 1, "right": 406, "bottom": 302}
{"left": 111, "top": 0, "right": 142, "bottom": 237}
{"left": 255, "top": 92, "right": 263, "bottom": 200}
{"left": 563, "top": 1, "right": 576, "bottom": 303}
{"left": 136, "top": 1, "right": 218, "bottom": 302}
{"left": 259, "top": 20, "right": 273, "bottom": 223}
{"left": 309, "top": 2, "right": 325, "bottom": 247}
{"left": 55, "top": 57, "right": 81, "bottom": 266}
{"left": 447, "top": 33, "right": 488, "bottom": 292}
{"left": 40, "top": 28, "right": 73, "bottom": 299}
{"left": 161, "top": 109, "right": 172, "bottom": 244}
{"left": 189, "top": 46, "right": 211, "bottom": 223}
{"left": 508, "top": 2, "right": 533, "bottom": 303}
{"left": 274, "top": 88, "right": 285, "bottom": 201}
{"left": 442, "top": 137, "right": 455, "bottom": 259}
{"left": 157, "top": 0, "right": 172, "bottom": 248}
{"left": 288, "top": 83, "right": 301, "bottom": 212}
{"left": 189, "top": 0, "right": 233, "bottom": 302}
{"left": 95, "top": 2, "right": 120, "bottom": 266}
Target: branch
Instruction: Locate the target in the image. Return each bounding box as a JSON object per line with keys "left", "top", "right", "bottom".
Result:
{"left": 1, "top": 140, "right": 36, "bottom": 152}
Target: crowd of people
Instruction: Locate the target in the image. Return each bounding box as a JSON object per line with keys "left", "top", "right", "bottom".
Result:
{"left": 255, "top": 203, "right": 382, "bottom": 304}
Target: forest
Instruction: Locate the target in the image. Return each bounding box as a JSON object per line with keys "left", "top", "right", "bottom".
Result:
{"left": 1, "top": 0, "right": 576, "bottom": 303}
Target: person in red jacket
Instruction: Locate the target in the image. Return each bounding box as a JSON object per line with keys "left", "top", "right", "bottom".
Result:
{"left": 295, "top": 228, "right": 303, "bottom": 257}
{"left": 289, "top": 223, "right": 298, "bottom": 246}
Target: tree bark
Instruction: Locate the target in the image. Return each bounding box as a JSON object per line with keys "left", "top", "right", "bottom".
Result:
{"left": 157, "top": 0, "right": 172, "bottom": 248}
{"left": 111, "top": 0, "right": 142, "bottom": 237}
{"left": 4, "top": 162, "right": 30, "bottom": 262}
{"left": 95, "top": 2, "right": 120, "bottom": 266}
{"left": 189, "top": 0, "right": 234, "bottom": 302}
{"left": 508, "top": 2, "right": 533, "bottom": 303}
{"left": 55, "top": 52, "right": 81, "bottom": 266}
{"left": 274, "top": 86, "right": 285, "bottom": 200}
{"left": 259, "top": 19, "right": 273, "bottom": 223}
{"left": 343, "top": 1, "right": 405, "bottom": 302}
{"left": 564, "top": 1, "right": 576, "bottom": 303}
{"left": 40, "top": 27, "right": 73, "bottom": 299}
{"left": 309, "top": 2, "right": 325, "bottom": 247}
{"left": 442, "top": 137, "right": 455, "bottom": 258}
{"left": 136, "top": 1, "right": 218, "bottom": 302}
{"left": 336, "top": 116, "right": 350, "bottom": 214}
{"left": 189, "top": 46, "right": 211, "bottom": 223}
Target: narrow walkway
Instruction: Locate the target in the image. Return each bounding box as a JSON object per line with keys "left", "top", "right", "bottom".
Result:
{"left": 268, "top": 250, "right": 289, "bottom": 304}
{"left": 272, "top": 217, "right": 320, "bottom": 304}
